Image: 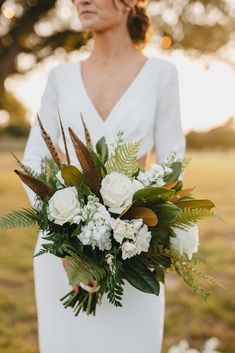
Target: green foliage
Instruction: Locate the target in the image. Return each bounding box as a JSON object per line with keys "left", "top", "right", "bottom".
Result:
{"left": 105, "top": 140, "right": 141, "bottom": 177}
{"left": 63, "top": 255, "right": 107, "bottom": 286}
{"left": 151, "top": 202, "right": 181, "bottom": 225}
{"left": 100, "top": 261, "right": 124, "bottom": 307}
{"left": 0, "top": 208, "right": 38, "bottom": 230}
{"left": 133, "top": 186, "right": 175, "bottom": 206}
{"left": 164, "top": 161, "right": 183, "bottom": 183}
{"left": 95, "top": 136, "right": 109, "bottom": 163}
{"left": 123, "top": 259, "right": 160, "bottom": 295}
{"left": 169, "top": 207, "right": 216, "bottom": 229}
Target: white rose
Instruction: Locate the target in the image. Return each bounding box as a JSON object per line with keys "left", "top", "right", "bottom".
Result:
{"left": 121, "top": 241, "right": 137, "bottom": 260}
{"left": 100, "top": 172, "right": 139, "bottom": 214}
{"left": 170, "top": 225, "right": 199, "bottom": 260}
{"left": 48, "top": 186, "right": 81, "bottom": 226}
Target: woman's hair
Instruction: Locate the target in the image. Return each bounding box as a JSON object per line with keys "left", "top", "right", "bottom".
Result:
{"left": 115, "top": 0, "right": 153, "bottom": 49}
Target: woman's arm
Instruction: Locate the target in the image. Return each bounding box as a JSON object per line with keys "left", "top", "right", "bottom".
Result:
{"left": 21, "top": 67, "right": 60, "bottom": 206}
{"left": 154, "top": 64, "right": 186, "bottom": 166}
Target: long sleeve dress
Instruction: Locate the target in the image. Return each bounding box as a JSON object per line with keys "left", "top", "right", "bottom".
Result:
{"left": 21, "top": 56, "right": 186, "bottom": 353}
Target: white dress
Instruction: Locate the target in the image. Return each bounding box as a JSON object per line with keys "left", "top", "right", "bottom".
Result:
{"left": 22, "top": 56, "right": 186, "bottom": 353}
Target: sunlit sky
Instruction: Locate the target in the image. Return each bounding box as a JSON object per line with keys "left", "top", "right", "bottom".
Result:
{"left": 5, "top": 46, "right": 235, "bottom": 134}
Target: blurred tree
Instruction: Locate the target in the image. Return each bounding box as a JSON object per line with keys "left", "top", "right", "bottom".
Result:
{"left": 0, "top": 0, "right": 235, "bottom": 127}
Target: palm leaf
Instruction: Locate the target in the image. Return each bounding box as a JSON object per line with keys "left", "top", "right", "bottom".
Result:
{"left": 169, "top": 207, "right": 215, "bottom": 229}
{"left": 63, "top": 256, "right": 106, "bottom": 286}
{"left": 37, "top": 113, "right": 62, "bottom": 168}
{"left": 0, "top": 208, "right": 38, "bottom": 230}
{"left": 68, "top": 127, "right": 102, "bottom": 196}
{"left": 58, "top": 110, "right": 70, "bottom": 165}
{"left": 14, "top": 169, "right": 54, "bottom": 199}
{"left": 105, "top": 140, "right": 141, "bottom": 177}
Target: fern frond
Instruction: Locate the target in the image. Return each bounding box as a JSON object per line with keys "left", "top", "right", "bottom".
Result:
{"left": 0, "top": 208, "right": 38, "bottom": 230}
{"left": 105, "top": 140, "right": 141, "bottom": 177}
{"left": 63, "top": 256, "right": 106, "bottom": 286}
{"left": 169, "top": 207, "right": 215, "bottom": 229}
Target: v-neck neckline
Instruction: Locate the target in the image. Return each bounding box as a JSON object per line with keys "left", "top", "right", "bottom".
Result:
{"left": 78, "top": 57, "right": 152, "bottom": 125}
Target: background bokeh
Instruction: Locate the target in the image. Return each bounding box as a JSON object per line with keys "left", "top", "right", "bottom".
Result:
{"left": 0, "top": 1, "right": 234, "bottom": 352}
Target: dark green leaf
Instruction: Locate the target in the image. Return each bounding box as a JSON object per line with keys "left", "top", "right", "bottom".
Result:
{"left": 164, "top": 162, "right": 182, "bottom": 183}
{"left": 96, "top": 136, "right": 109, "bottom": 163}
{"left": 133, "top": 187, "right": 175, "bottom": 206}
{"left": 123, "top": 259, "right": 160, "bottom": 295}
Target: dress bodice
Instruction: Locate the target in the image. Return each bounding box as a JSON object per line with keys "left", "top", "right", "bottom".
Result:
{"left": 22, "top": 56, "right": 186, "bottom": 206}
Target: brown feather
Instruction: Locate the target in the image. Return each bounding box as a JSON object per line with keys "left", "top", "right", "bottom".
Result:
{"left": 11, "top": 152, "right": 33, "bottom": 176}
{"left": 36, "top": 113, "right": 61, "bottom": 168}
{"left": 14, "top": 169, "right": 54, "bottom": 199}
{"left": 80, "top": 112, "right": 91, "bottom": 145}
{"left": 58, "top": 110, "right": 70, "bottom": 165}
{"left": 68, "top": 127, "right": 102, "bottom": 196}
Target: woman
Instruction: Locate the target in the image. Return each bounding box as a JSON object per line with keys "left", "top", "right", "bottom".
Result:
{"left": 22, "top": 0, "right": 186, "bottom": 352}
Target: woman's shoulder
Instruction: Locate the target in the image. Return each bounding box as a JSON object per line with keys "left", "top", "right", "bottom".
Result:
{"left": 149, "top": 56, "right": 179, "bottom": 86}
{"left": 49, "top": 60, "right": 79, "bottom": 77}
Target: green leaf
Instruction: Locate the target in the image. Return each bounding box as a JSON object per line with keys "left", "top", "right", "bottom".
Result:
{"left": 105, "top": 140, "right": 141, "bottom": 178}
{"left": 170, "top": 207, "right": 216, "bottom": 229}
{"left": 151, "top": 202, "right": 181, "bottom": 225}
{"left": 164, "top": 162, "right": 182, "bottom": 183}
{"left": 0, "top": 208, "right": 38, "bottom": 230}
{"left": 154, "top": 266, "right": 165, "bottom": 284}
{"left": 133, "top": 187, "right": 175, "bottom": 206}
{"left": 96, "top": 137, "right": 109, "bottom": 163}
{"left": 61, "top": 165, "right": 85, "bottom": 186}
{"left": 89, "top": 148, "right": 107, "bottom": 177}
{"left": 123, "top": 259, "right": 160, "bottom": 295}
{"left": 63, "top": 255, "right": 106, "bottom": 286}
{"left": 176, "top": 199, "right": 215, "bottom": 210}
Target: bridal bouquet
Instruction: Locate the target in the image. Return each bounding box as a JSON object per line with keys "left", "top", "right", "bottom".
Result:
{"left": 0, "top": 114, "right": 219, "bottom": 316}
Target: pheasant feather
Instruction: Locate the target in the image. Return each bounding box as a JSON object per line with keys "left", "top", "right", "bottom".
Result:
{"left": 80, "top": 112, "right": 91, "bottom": 146}
{"left": 37, "top": 113, "right": 61, "bottom": 168}
{"left": 58, "top": 110, "right": 70, "bottom": 165}
{"left": 14, "top": 169, "right": 54, "bottom": 199}
{"left": 68, "top": 127, "right": 102, "bottom": 196}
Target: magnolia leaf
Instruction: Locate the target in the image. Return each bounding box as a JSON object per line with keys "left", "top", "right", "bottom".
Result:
{"left": 133, "top": 187, "right": 175, "bottom": 205}
{"left": 175, "top": 199, "right": 215, "bottom": 210}
{"left": 61, "top": 165, "right": 85, "bottom": 186}
{"left": 151, "top": 202, "right": 181, "bottom": 225}
{"left": 125, "top": 207, "right": 158, "bottom": 227}
{"left": 170, "top": 187, "right": 195, "bottom": 203}
{"left": 163, "top": 180, "right": 178, "bottom": 189}
{"left": 123, "top": 260, "right": 160, "bottom": 295}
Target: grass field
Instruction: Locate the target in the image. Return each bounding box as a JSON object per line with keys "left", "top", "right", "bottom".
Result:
{"left": 0, "top": 149, "right": 234, "bottom": 353}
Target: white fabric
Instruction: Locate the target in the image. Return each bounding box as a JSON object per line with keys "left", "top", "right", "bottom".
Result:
{"left": 22, "top": 56, "right": 186, "bottom": 353}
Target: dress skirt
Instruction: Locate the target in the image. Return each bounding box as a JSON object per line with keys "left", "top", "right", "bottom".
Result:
{"left": 33, "top": 230, "right": 165, "bottom": 353}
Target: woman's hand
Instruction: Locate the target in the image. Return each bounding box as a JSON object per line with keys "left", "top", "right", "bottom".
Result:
{"left": 62, "top": 258, "right": 79, "bottom": 294}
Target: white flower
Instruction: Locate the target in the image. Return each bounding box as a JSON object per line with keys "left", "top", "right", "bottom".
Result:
{"left": 111, "top": 218, "right": 152, "bottom": 260}
{"left": 121, "top": 241, "right": 138, "bottom": 260}
{"left": 137, "top": 163, "right": 171, "bottom": 187}
{"left": 47, "top": 186, "right": 82, "bottom": 226}
{"left": 110, "top": 218, "right": 136, "bottom": 243}
{"left": 135, "top": 224, "right": 152, "bottom": 254}
{"left": 100, "top": 172, "right": 141, "bottom": 214}
{"left": 78, "top": 195, "right": 112, "bottom": 251}
{"left": 170, "top": 225, "right": 199, "bottom": 260}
